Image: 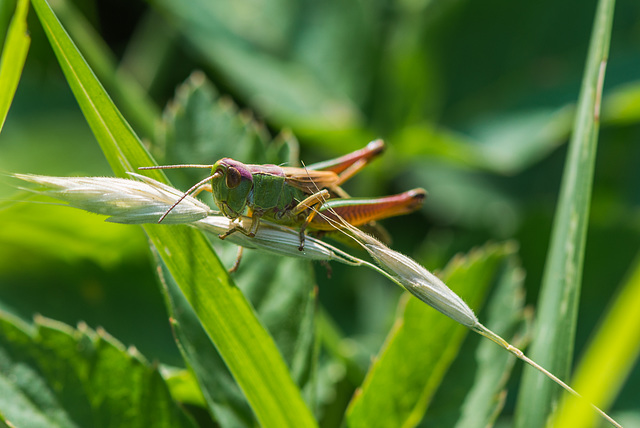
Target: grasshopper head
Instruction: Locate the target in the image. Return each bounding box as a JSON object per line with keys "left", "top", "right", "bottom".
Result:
{"left": 211, "top": 158, "right": 253, "bottom": 218}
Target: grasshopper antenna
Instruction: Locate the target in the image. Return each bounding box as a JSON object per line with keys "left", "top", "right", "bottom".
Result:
{"left": 155, "top": 172, "right": 220, "bottom": 223}
{"left": 139, "top": 164, "right": 214, "bottom": 170}
{"left": 138, "top": 164, "right": 220, "bottom": 223}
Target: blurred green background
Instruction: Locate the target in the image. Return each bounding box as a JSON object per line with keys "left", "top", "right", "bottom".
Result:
{"left": 1, "top": 0, "right": 639, "bottom": 423}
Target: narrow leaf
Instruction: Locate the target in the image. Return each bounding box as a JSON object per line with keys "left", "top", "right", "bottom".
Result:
{"left": 554, "top": 255, "right": 640, "bottom": 427}
{"left": 50, "top": 0, "right": 160, "bottom": 139}
{"left": 0, "top": 0, "right": 30, "bottom": 132}
{"left": 515, "top": 0, "right": 616, "bottom": 426}
{"left": 30, "top": 1, "right": 316, "bottom": 426}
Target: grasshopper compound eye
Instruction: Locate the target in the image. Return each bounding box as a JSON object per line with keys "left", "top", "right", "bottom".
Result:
{"left": 225, "top": 166, "right": 242, "bottom": 189}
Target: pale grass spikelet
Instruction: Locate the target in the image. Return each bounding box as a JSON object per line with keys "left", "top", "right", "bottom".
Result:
{"left": 14, "top": 173, "right": 211, "bottom": 224}
{"left": 13, "top": 173, "right": 364, "bottom": 266}
{"left": 362, "top": 237, "right": 478, "bottom": 327}
{"left": 316, "top": 209, "right": 479, "bottom": 327}
{"left": 195, "top": 215, "right": 362, "bottom": 264}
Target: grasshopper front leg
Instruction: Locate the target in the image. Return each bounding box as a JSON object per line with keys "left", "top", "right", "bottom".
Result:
{"left": 219, "top": 208, "right": 262, "bottom": 240}
{"left": 218, "top": 210, "right": 262, "bottom": 272}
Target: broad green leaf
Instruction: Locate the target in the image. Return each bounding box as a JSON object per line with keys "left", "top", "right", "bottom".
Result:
{"left": 554, "top": 254, "right": 640, "bottom": 427}
{"left": 0, "top": 311, "right": 195, "bottom": 428}
{"left": 30, "top": 1, "right": 317, "bottom": 426}
{"left": 151, "top": 76, "right": 319, "bottom": 423}
{"left": 515, "top": 0, "right": 616, "bottom": 427}
{"left": 346, "top": 242, "right": 518, "bottom": 428}
{"left": 0, "top": 0, "right": 29, "bottom": 133}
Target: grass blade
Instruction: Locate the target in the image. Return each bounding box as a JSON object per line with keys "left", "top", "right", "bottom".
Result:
{"left": 51, "top": 0, "right": 160, "bottom": 139}
{"left": 554, "top": 255, "right": 640, "bottom": 427}
{"left": 30, "top": 0, "right": 317, "bottom": 426}
{"left": 0, "top": 0, "right": 30, "bottom": 133}
{"left": 514, "top": 0, "right": 616, "bottom": 426}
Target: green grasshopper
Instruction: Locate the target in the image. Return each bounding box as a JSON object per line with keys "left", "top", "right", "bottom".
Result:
{"left": 140, "top": 140, "right": 426, "bottom": 252}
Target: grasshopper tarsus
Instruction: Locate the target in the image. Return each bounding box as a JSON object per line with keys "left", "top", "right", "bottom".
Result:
{"left": 298, "top": 230, "right": 306, "bottom": 251}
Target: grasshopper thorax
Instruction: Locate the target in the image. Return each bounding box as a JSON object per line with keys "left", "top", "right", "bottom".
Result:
{"left": 211, "top": 158, "right": 254, "bottom": 218}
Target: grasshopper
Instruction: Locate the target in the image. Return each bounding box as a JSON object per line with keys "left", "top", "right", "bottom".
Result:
{"left": 140, "top": 140, "right": 426, "bottom": 254}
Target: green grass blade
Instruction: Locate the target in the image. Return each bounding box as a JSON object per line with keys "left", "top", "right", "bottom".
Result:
{"left": 51, "top": 0, "right": 160, "bottom": 139}
{"left": 30, "top": 1, "right": 317, "bottom": 426}
{"left": 0, "top": 0, "right": 30, "bottom": 133}
{"left": 155, "top": 250, "right": 256, "bottom": 426}
{"left": 514, "top": 0, "right": 616, "bottom": 426}
{"left": 554, "top": 255, "right": 640, "bottom": 427}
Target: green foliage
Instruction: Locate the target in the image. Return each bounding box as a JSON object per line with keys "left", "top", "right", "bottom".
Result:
{"left": 27, "top": 0, "right": 316, "bottom": 426}
{"left": 346, "top": 243, "right": 524, "bottom": 428}
{"left": 0, "top": 0, "right": 638, "bottom": 427}
{"left": 0, "top": 310, "right": 196, "bottom": 428}
{"left": 0, "top": 0, "right": 29, "bottom": 132}
{"left": 516, "top": 1, "right": 616, "bottom": 426}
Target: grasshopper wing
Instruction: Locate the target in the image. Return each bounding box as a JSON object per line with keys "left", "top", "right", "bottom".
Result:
{"left": 281, "top": 167, "right": 341, "bottom": 194}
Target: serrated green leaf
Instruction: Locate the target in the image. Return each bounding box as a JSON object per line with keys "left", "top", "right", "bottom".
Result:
{"left": 345, "top": 242, "right": 517, "bottom": 428}
{"left": 0, "top": 0, "right": 30, "bottom": 133}
{"left": 514, "top": 0, "right": 616, "bottom": 427}
{"left": 30, "top": 1, "right": 317, "bottom": 426}
{"left": 157, "top": 72, "right": 274, "bottom": 179}
{"left": 0, "top": 311, "right": 195, "bottom": 428}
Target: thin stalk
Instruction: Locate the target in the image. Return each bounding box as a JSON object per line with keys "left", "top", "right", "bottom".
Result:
{"left": 310, "top": 202, "right": 622, "bottom": 427}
